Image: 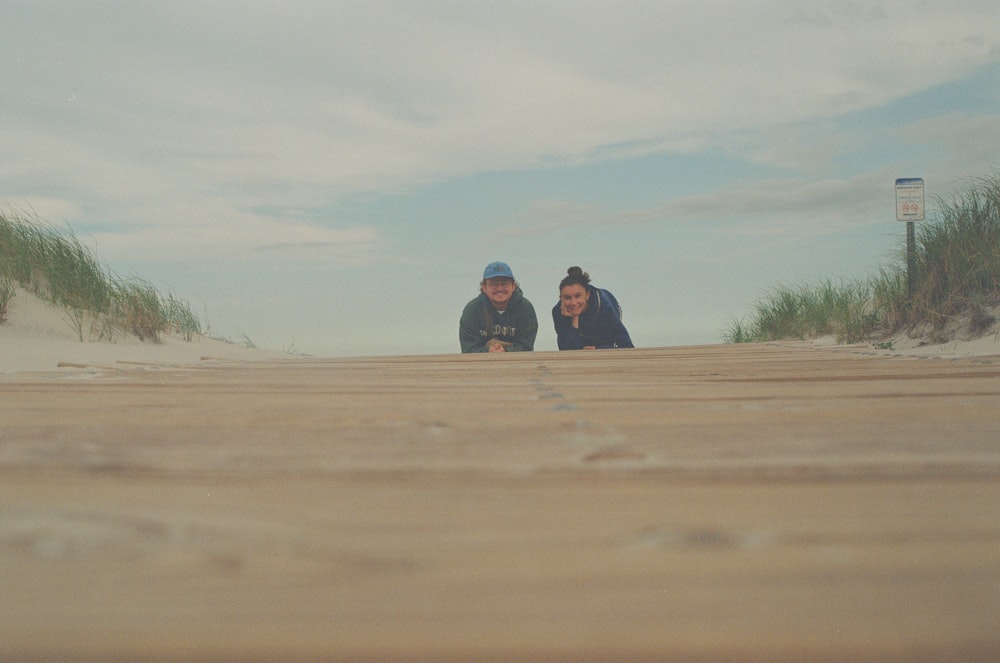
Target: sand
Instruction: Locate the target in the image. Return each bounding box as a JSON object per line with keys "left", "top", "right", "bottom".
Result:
{"left": 3, "top": 288, "right": 999, "bottom": 377}
{"left": 0, "top": 287, "right": 292, "bottom": 376}
{"left": 2, "top": 290, "right": 999, "bottom": 661}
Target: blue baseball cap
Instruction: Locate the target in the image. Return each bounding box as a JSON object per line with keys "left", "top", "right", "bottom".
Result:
{"left": 483, "top": 261, "right": 515, "bottom": 280}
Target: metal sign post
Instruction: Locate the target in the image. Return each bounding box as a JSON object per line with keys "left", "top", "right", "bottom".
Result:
{"left": 895, "top": 178, "right": 925, "bottom": 296}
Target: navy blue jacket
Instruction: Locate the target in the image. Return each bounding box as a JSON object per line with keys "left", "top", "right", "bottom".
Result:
{"left": 552, "top": 286, "right": 634, "bottom": 350}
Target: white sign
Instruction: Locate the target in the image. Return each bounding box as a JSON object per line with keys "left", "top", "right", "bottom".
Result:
{"left": 895, "top": 178, "right": 925, "bottom": 221}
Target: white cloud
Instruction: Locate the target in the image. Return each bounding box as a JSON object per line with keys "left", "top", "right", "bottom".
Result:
{"left": 896, "top": 112, "right": 1000, "bottom": 177}
{"left": 5, "top": 1, "right": 997, "bottom": 205}
{"left": 0, "top": 198, "right": 83, "bottom": 224}
{"left": 80, "top": 213, "right": 383, "bottom": 268}
{"left": 505, "top": 166, "right": 931, "bottom": 241}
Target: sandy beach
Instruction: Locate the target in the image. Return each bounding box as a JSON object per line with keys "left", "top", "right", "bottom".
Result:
{"left": 2, "top": 290, "right": 1000, "bottom": 662}
{"left": 4, "top": 286, "right": 999, "bottom": 378}
{"left": 0, "top": 287, "right": 293, "bottom": 377}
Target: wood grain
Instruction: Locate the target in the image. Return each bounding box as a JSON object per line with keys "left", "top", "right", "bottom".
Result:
{"left": 2, "top": 343, "right": 998, "bottom": 661}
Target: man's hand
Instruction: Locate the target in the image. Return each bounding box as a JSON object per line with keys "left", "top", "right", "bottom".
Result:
{"left": 486, "top": 338, "right": 511, "bottom": 353}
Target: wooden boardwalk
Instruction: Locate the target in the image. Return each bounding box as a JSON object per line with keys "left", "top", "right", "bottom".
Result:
{"left": 2, "top": 343, "right": 999, "bottom": 661}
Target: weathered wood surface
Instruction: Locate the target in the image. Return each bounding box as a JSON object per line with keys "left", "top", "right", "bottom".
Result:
{"left": 2, "top": 343, "right": 999, "bottom": 662}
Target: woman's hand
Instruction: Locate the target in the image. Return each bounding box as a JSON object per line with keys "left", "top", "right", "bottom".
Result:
{"left": 560, "top": 302, "right": 580, "bottom": 329}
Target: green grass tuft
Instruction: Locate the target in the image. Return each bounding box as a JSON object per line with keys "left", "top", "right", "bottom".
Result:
{"left": 0, "top": 276, "right": 14, "bottom": 323}
{"left": 0, "top": 208, "right": 202, "bottom": 343}
{"left": 724, "top": 171, "right": 1000, "bottom": 344}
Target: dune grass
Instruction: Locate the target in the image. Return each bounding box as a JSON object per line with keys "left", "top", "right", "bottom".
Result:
{"left": 0, "top": 208, "right": 202, "bottom": 342}
{"left": 723, "top": 172, "right": 1000, "bottom": 344}
{"left": 0, "top": 275, "right": 13, "bottom": 324}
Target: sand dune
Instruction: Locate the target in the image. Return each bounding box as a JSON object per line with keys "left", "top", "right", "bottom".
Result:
{"left": 1, "top": 288, "right": 291, "bottom": 376}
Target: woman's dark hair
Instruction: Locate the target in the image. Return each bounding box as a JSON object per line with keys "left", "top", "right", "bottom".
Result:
{"left": 559, "top": 266, "right": 591, "bottom": 290}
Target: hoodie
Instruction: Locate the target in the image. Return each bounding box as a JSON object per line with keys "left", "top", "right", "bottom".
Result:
{"left": 459, "top": 286, "right": 538, "bottom": 353}
{"left": 552, "top": 285, "right": 634, "bottom": 350}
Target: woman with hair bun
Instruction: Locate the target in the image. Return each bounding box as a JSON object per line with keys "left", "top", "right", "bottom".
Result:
{"left": 553, "top": 266, "right": 634, "bottom": 350}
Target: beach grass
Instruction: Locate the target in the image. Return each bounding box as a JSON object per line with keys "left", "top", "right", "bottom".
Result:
{"left": 0, "top": 208, "right": 202, "bottom": 342}
{"left": 723, "top": 172, "right": 1000, "bottom": 344}
{"left": 0, "top": 275, "right": 13, "bottom": 323}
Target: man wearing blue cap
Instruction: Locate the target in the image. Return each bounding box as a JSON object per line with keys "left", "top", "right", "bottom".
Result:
{"left": 459, "top": 261, "right": 538, "bottom": 353}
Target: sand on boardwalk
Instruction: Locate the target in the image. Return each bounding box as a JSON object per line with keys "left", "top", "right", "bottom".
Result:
{"left": 2, "top": 289, "right": 1000, "bottom": 662}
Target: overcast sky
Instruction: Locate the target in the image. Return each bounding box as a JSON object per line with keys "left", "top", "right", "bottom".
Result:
{"left": 3, "top": 1, "right": 998, "bottom": 356}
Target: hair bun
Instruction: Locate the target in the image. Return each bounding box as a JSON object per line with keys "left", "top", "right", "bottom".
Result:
{"left": 560, "top": 266, "right": 591, "bottom": 289}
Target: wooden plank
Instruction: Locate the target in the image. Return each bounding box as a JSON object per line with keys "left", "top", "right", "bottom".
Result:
{"left": 2, "top": 344, "right": 999, "bottom": 661}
